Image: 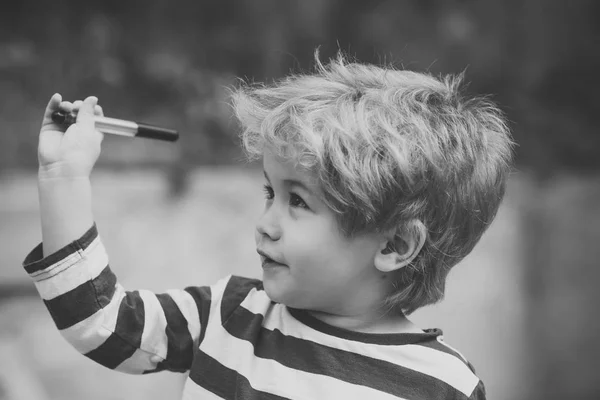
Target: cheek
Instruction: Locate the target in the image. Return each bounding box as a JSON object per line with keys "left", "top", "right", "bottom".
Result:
{"left": 282, "top": 214, "right": 349, "bottom": 269}
{"left": 288, "top": 230, "right": 342, "bottom": 271}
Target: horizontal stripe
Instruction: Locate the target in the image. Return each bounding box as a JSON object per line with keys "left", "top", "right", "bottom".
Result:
{"left": 205, "top": 275, "right": 232, "bottom": 326}
{"left": 469, "top": 380, "right": 486, "bottom": 399}
{"left": 221, "top": 275, "right": 263, "bottom": 323}
{"left": 33, "top": 237, "right": 108, "bottom": 300}
{"left": 155, "top": 292, "right": 193, "bottom": 372}
{"left": 240, "top": 288, "right": 479, "bottom": 397}
{"left": 136, "top": 290, "right": 169, "bottom": 362}
{"left": 113, "top": 289, "right": 145, "bottom": 347}
{"left": 115, "top": 347, "right": 161, "bottom": 374}
{"left": 44, "top": 266, "right": 117, "bottom": 330}
{"left": 224, "top": 303, "right": 443, "bottom": 399}
{"left": 181, "top": 376, "right": 227, "bottom": 400}
{"left": 201, "top": 291, "right": 401, "bottom": 400}
{"left": 433, "top": 335, "right": 469, "bottom": 363}
{"left": 167, "top": 289, "right": 201, "bottom": 350}
{"left": 289, "top": 306, "right": 443, "bottom": 346}
{"left": 85, "top": 330, "right": 137, "bottom": 369}
{"left": 190, "top": 350, "right": 291, "bottom": 400}
{"left": 84, "top": 289, "right": 145, "bottom": 369}
{"left": 61, "top": 284, "right": 126, "bottom": 354}
{"left": 28, "top": 234, "right": 101, "bottom": 280}
{"left": 183, "top": 285, "right": 212, "bottom": 346}
{"left": 30, "top": 251, "right": 81, "bottom": 281}
{"left": 23, "top": 223, "right": 98, "bottom": 274}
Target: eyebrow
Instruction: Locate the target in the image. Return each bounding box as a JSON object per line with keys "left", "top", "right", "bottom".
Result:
{"left": 263, "top": 170, "right": 313, "bottom": 195}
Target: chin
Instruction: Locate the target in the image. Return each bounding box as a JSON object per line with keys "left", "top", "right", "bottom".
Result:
{"left": 262, "top": 277, "right": 285, "bottom": 304}
{"left": 262, "top": 273, "right": 301, "bottom": 307}
{"left": 264, "top": 283, "right": 312, "bottom": 311}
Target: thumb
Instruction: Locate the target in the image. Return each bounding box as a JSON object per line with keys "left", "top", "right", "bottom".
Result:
{"left": 76, "top": 96, "right": 98, "bottom": 131}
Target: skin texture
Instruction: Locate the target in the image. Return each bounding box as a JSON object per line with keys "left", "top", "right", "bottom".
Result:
{"left": 255, "top": 149, "right": 424, "bottom": 333}
{"left": 38, "top": 95, "right": 104, "bottom": 256}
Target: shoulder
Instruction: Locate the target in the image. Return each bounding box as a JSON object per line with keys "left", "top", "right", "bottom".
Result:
{"left": 211, "top": 275, "right": 266, "bottom": 323}
{"left": 408, "top": 330, "right": 485, "bottom": 399}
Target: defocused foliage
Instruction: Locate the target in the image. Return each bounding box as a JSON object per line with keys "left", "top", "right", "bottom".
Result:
{"left": 0, "top": 0, "right": 598, "bottom": 174}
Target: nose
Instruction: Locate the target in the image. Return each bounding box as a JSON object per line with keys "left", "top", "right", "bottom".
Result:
{"left": 256, "top": 203, "right": 282, "bottom": 241}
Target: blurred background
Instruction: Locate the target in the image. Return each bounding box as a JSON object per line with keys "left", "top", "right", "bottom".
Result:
{"left": 1, "top": 0, "right": 599, "bottom": 399}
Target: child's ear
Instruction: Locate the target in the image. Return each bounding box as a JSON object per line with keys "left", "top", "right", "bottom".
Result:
{"left": 374, "top": 220, "right": 426, "bottom": 273}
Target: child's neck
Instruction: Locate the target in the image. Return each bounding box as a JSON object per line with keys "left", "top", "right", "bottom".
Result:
{"left": 307, "top": 309, "right": 423, "bottom": 334}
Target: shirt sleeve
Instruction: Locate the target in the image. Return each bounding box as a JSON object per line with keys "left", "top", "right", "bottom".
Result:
{"left": 22, "top": 223, "right": 219, "bottom": 374}
{"left": 467, "top": 380, "right": 486, "bottom": 400}
{"left": 464, "top": 360, "right": 486, "bottom": 400}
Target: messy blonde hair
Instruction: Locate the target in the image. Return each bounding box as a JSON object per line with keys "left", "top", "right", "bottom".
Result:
{"left": 231, "top": 51, "right": 514, "bottom": 315}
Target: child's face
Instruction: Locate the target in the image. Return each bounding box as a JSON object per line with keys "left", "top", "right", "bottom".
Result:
{"left": 255, "top": 149, "right": 386, "bottom": 315}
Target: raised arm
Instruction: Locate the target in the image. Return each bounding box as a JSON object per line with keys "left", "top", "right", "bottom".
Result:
{"left": 37, "top": 95, "right": 100, "bottom": 255}
{"left": 23, "top": 224, "right": 209, "bottom": 374}
{"left": 26, "top": 95, "right": 208, "bottom": 373}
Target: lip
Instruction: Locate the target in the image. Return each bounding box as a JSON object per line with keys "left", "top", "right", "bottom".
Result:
{"left": 257, "top": 249, "right": 287, "bottom": 268}
{"left": 261, "top": 259, "right": 287, "bottom": 269}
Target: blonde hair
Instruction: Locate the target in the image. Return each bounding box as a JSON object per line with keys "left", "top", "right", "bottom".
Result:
{"left": 231, "top": 51, "right": 514, "bottom": 315}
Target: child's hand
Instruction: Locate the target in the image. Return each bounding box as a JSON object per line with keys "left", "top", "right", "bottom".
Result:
{"left": 38, "top": 94, "right": 104, "bottom": 180}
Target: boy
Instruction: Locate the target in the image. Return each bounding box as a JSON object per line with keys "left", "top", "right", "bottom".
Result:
{"left": 23, "top": 53, "right": 513, "bottom": 399}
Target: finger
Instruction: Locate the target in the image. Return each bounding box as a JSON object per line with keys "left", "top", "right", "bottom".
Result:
{"left": 72, "top": 100, "right": 83, "bottom": 112}
{"left": 42, "top": 93, "right": 62, "bottom": 120}
{"left": 41, "top": 93, "right": 63, "bottom": 131}
{"left": 75, "top": 96, "right": 98, "bottom": 131}
{"left": 67, "top": 100, "right": 101, "bottom": 115}
{"left": 59, "top": 101, "right": 75, "bottom": 113}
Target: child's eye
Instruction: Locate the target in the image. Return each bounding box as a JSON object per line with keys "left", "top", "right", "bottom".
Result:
{"left": 262, "top": 185, "right": 309, "bottom": 210}
{"left": 289, "top": 193, "right": 309, "bottom": 209}
{"left": 263, "top": 184, "right": 274, "bottom": 200}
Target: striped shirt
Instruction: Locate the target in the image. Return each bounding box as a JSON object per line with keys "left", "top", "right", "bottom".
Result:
{"left": 23, "top": 223, "right": 485, "bottom": 399}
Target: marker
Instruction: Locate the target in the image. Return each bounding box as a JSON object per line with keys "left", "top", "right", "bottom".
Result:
{"left": 51, "top": 110, "right": 179, "bottom": 142}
